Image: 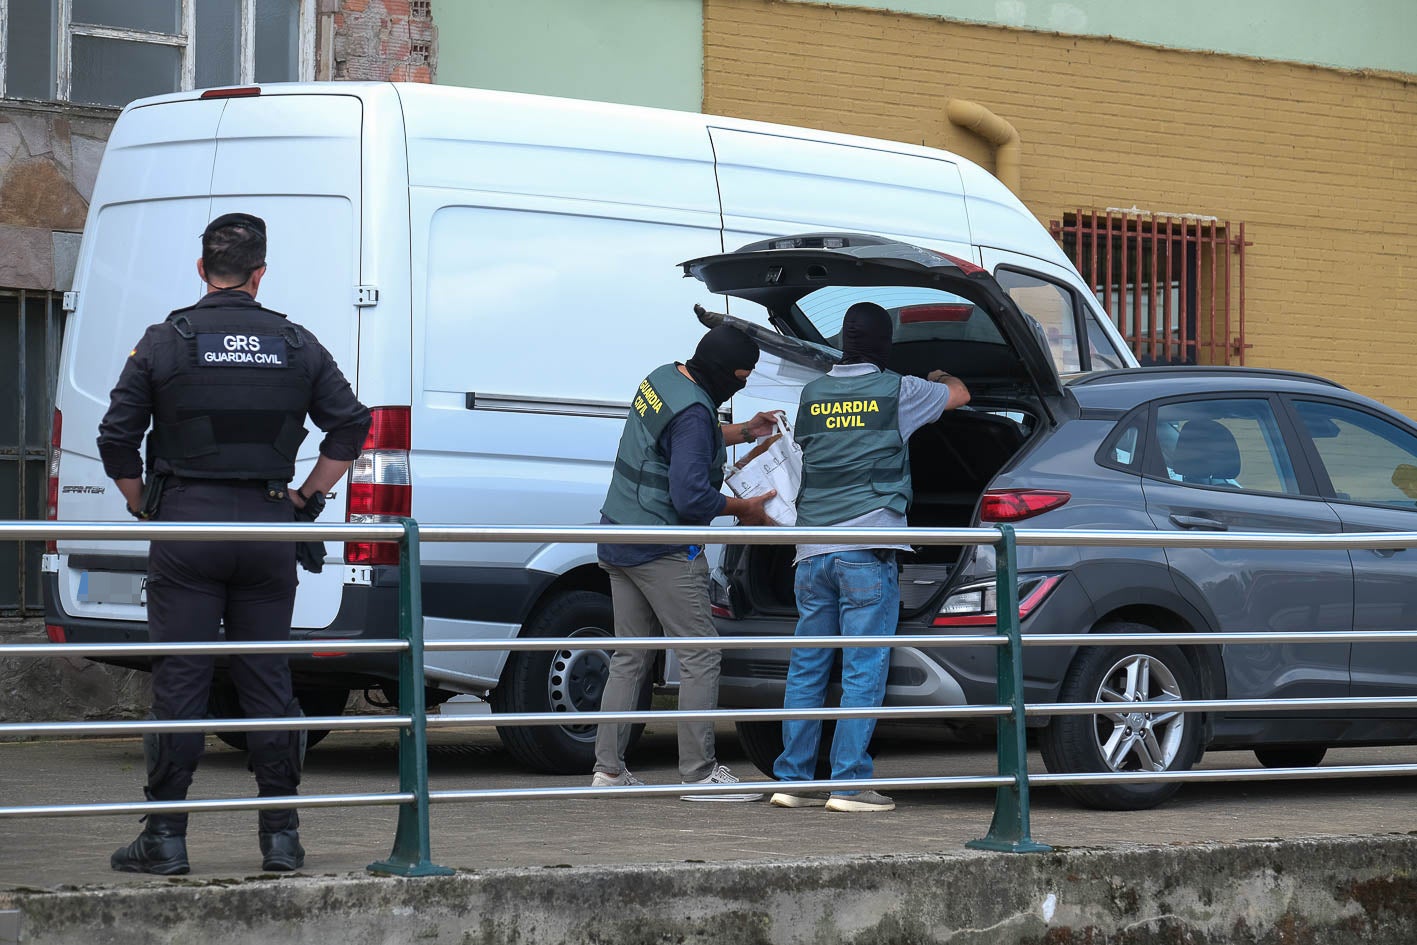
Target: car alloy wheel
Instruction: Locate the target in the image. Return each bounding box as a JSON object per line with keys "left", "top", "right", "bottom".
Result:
{"left": 1090, "top": 652, "right": 1185, "bottom": 772}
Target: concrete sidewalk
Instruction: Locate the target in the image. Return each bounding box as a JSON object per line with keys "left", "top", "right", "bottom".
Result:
{"left": 4, "top": 721, "right": 1417, "bottom": 887}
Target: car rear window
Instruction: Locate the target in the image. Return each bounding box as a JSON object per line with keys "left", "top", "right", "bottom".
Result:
{"left": 791, "top": 285, "right": 1006, "bottom": 349}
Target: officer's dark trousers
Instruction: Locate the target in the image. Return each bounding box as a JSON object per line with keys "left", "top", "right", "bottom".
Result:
{"left": 144, "top": 480, "right": 301, "bottom": 831}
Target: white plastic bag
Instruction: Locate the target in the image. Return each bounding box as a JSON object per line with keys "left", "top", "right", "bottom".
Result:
{"left": 724, "top": 413, "right": 803, "bottom": 526}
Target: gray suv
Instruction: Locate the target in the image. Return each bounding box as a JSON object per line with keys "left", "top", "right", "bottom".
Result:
{"left": 686, "top": 235, "right": 1417, "bottom": 811}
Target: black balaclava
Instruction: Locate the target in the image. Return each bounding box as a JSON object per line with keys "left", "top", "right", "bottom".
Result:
{"left": 684, "top": 326, "right": 760, "bottom": 406}
{"left": 840, "top": 302, "right": 893, "bottom": 370}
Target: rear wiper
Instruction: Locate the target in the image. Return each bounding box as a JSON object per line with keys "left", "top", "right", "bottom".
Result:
{"left": 693, "top": 304, "right": 841, "bottom": 371}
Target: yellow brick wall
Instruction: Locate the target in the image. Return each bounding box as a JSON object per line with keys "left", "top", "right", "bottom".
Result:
{"left": 703, "top": 0, "right": 1417, "bottom": 414}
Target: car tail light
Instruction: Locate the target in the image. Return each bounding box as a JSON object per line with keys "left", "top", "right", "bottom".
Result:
{"left": 45, "top": 624, "right": 66, "bottom": 643}
{"left": 46, "top": 409, "right": 61, "bottom": 553}
{"left": 980, "top": 489, "right": 1070, "bottom": 523}
{"left": 345, "top": 406, "right": 411, "bottom": 567}
{"left": 933, "top": 574, "right": 1063, "bottom": 627}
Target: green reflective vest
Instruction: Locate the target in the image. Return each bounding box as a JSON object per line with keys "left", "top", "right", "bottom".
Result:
{"left": 601, "top": 363, "right": 726, "bottom": 526}
{"left": 794, "top": 369, "right": 910, "bottom": 526}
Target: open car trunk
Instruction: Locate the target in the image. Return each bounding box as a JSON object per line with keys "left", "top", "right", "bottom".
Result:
{"left": 683, "top": 232, "right": 1066, "bottom": 621}
{"left": 727, "top": 399, "right": 1043, "bottom": 617}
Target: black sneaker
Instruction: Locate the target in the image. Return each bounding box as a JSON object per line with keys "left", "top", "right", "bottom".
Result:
{"left": 111, "top": 828, "right": 190, "bottom": 875}
{"left": 259, "top": 829, "right": 306, "bottom": 871}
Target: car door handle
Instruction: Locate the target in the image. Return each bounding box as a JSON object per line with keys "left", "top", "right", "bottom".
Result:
{"left": 1372, "top": 548, "right": 1405, "bottom": 558}
{"left": 1169, "top": 513, "right": 1227, "bottom": 531}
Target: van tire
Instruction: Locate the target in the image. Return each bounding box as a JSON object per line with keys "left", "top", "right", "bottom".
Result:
{"left": 493, "top": 590, "right": 649, "bottom": 774}
{"left": 209, "top": 684, "right": 349, "bottom": 752}
{"left": 1039, "top": 621, "right": 1204, "bottom": 811}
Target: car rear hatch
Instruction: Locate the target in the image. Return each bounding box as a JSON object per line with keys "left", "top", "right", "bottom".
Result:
{"left": 683, "top": 232, "right": 1068, "bottom": 620}
{"left": 682, "top": 232, "right": 1065, "bottom": 417}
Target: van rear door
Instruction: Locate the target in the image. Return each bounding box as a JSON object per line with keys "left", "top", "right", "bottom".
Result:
{"left": 53, "top": 91, "right": 362, "bottom": 631}
{"left": 207, "top": 92, "right": 363, "bottom": 630}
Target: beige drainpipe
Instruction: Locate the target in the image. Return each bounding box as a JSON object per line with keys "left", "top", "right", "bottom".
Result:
{"left": 946, "top": 99, "right": 1021, "bottom": 197}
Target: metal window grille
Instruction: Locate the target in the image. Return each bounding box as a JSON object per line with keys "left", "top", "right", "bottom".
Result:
{"left": 1051, "top": 210, "right": 1250, "bottom": 366}
{"left": 0, "top": 289, "right": 63, "bottom": 616}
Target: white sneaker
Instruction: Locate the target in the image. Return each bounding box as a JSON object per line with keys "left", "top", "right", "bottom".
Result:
{"left": 680, "top": 764, "right": 764, "bottom": 802}
{"left": 591, "top": 769, "right": 644, "bottom": 787}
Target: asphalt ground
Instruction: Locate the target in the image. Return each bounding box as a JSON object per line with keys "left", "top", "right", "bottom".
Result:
{"left": 3, "top": 720, "right": 1417, "bottom": 890}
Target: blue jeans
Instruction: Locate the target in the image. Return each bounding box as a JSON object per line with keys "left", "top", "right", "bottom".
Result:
{"left": 774, "top": 550, "right": 898, "bottom": 791}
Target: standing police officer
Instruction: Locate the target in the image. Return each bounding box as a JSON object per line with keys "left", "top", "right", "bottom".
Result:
{"left": 769, "top": 302, "right": 969, "bottom": 813}
{"left": 97, "top": 213, "right": 371, "bottom": 874}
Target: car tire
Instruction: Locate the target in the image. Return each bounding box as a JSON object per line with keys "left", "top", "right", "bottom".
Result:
{"left": 492, "top": 590, "right": 650, "bottom": 774}
{"left": 1254, "top": 747, "right": 1327, "bottom": 769}
{"left": 1040, "top": 621, "right": 1204, "bottom": 811}
{"left": 209, "top": 684, "right": 349, "bottom": 752}
{"left": 735, "top": 719, "right": 874, "bottom": 780}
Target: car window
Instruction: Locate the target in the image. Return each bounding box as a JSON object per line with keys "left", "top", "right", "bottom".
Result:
{"left": 791, "top": 285, "right": 1006, "bottom": 349}
{"left": 1293, "top": 400, "right": 1417, "bottom": 508}
{"left": 1110, "top": 421, "right": 1142, "bottom": 468}
{"left": 1153, "top": 399, "right": 1299, "bottom": 494}
{"left": 994, "top": 269, "right": 1081, "bottom": 374}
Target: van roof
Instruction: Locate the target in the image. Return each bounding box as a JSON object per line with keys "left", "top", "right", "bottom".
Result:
{"left": 123, "top": 82, "right": 1073, "bottom": 273}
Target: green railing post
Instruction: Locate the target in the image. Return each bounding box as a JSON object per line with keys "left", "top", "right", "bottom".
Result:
{"left": 369, "top": 518, "right": 454, "bottom": 877}
{"left": 967, "top": 524, "right": 1051, "bottom": 854}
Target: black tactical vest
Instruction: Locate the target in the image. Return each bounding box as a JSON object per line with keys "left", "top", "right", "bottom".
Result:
{"left": 148, "top": 301, "right": 316, "bottom": 481}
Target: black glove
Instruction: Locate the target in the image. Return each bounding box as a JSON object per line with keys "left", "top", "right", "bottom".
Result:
{"left": 294, "top": 489, "right": 327, "bottom": 574}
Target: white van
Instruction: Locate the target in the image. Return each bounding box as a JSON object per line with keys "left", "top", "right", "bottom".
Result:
{"left": 42, "top": 82, "right": 1135, "bottom": 772}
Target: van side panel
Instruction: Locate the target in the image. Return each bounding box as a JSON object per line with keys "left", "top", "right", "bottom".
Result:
{"left": 709, "top": 127, "right": 976, "bottom": 259}
{"left": 401, "top": 91, "right": 726, "bottom": 682}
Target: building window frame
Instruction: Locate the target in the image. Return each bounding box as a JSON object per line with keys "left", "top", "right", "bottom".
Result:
{"left": 0, "top": 0, "right": 315, "bottom": 105}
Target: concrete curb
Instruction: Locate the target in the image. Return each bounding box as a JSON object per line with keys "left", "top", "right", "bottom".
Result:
{"left": 3, "top": 834, "right": 1416, "bottom": 944}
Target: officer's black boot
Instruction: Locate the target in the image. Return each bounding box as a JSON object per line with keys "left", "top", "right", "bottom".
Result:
{"left": 111, "top": 813, "right": 190, "bottom": 875}
{"left": 258, "top": 809, "right": 304, "bottom": 872}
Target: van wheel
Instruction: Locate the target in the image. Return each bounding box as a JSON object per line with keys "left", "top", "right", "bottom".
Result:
{"left": 1254, "top": 747, "right": 1327, "bottom": 769}
{"left": 492, "top": 590, "right": 649, "bottom": 774}
{"left": 1039, "top": 621, "right": 1203, "bottom": 811}
{"left": 208, "top": 684, "right": 349, "bottom": 752}
{"left": 735, "top": 719, "right": 871, "bottom": 781}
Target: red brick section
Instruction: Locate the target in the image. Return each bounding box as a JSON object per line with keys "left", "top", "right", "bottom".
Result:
{"left": 329, "top": 0, "right": 436, "bottom": 83}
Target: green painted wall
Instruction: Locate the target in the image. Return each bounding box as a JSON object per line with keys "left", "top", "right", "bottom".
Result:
{"left": 791, "top": 0, "right": 1417, "bottom": 75}
{"left": 434, "top": 0, "right": 704, "bottom": 112}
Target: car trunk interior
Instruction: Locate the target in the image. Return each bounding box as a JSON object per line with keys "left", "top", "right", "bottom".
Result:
{"left": 736, "top": 395, "right": 1041, "bottom": 618}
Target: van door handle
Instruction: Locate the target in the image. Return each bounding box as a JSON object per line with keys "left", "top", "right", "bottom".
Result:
{"left": 1372, "top": 548, "right": 1404, "bottom": 558}
{"left": 1169, "top": 513, "right": 1227, "bottom": 531}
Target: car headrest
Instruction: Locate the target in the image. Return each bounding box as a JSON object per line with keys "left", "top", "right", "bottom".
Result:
{"left": 1171, "top": 418, "right": 1241, "bottom": 483}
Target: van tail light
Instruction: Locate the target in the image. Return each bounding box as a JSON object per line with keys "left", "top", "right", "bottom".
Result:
{"left": 980, "top": 489, "right": 1070, "bottom": 523}
{"left": 933, "top": 574, "right": 1063, "bottom": 627}
{"left": 46, "top": 624, "right": 67, "bottom": 643}
{"left": 345, "top": 407, "right": 411, "bottom": 567}
{"left": 46, "top": 409, "right": 62, "bottom": 553}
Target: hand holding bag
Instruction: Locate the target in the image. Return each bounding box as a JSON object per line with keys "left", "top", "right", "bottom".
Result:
{"left": 724, "top": 413, "right": 803, "bottom": 526}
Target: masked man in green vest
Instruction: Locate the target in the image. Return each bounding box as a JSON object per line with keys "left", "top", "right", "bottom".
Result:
{"left": 769, "top": 302, "right": 970, "bottom": 813}
{"left": 594, "top": 326, "right": 780, "bottom": 800}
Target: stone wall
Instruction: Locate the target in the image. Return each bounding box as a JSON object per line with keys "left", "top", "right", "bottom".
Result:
{"left": 0, "top": 619, "right": 149, "bottom": 735}
{"left": 0, "top": 102, "right": 116, "bottom": 292}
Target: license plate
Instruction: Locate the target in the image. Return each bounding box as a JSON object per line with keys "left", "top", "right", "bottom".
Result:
{"left": 77, "top": 571, "right": 148, "bottom": 606}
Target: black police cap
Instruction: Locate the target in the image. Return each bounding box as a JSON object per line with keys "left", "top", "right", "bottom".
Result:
{"left": 202, "top": 212, "right": 267, "bottom": 239}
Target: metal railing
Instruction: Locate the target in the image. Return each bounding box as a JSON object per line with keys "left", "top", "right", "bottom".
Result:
{"left": 5, "top": 520, "right": 1417, "bottom": 872}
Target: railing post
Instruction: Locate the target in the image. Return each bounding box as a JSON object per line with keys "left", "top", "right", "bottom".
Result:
{"left": 967, "top": 524, "right": 1051, "bottom": 853}
{"left": 369, "top": 518, "right": 453, "bottom": 877}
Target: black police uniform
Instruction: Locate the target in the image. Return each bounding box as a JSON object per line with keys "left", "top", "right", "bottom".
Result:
{"left": 97, "top": 287, "right": 370, "bottom": 872}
